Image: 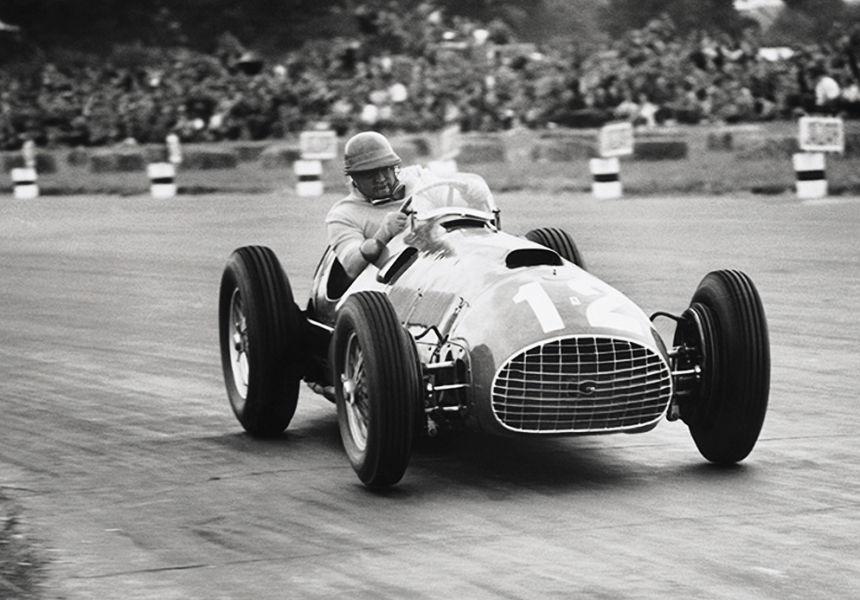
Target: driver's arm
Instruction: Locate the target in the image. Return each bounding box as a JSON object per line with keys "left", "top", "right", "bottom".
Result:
{"left": 326, "top": 205, "right": 408, "bottom": 279}
{"left": 359, "top": 211, "right": 407, "bottom": 262}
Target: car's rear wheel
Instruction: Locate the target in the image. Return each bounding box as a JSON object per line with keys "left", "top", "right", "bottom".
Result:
{"left": 219, "top": 246, "right": 302, "bottom": 436}
{"left": 332, "top": 292, "right": 421, "bottom": 487}
{"left": 525, "top": 227, "right": 586, "bottom": 269}
{"left": 674, "top": 270, "right": 770, "bottom": 464}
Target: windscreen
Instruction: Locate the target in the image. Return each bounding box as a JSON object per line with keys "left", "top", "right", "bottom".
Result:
{"left": 408, "top": 173, "right": 497, "bottom": 222}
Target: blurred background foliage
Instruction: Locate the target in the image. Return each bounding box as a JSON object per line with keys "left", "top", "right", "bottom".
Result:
{"left": 1, "top": 0, "right": 860, "bottom": 61}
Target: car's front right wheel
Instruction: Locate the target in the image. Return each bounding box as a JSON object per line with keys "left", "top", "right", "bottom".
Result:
{"left": 525, "top": 227, "right": 586, "bottom": 269}
{"left": 219, "top": 245, "right": 302, "bottom": 437}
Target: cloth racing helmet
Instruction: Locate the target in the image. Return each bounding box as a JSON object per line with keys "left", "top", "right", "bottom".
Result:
{"left": 343, "top": 131, "right": 401, "bottom": 174}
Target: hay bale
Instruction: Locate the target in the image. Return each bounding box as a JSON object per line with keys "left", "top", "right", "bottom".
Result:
{"left": 260, "top": 144, "right": 302, "bottom": 169}
{"left": 734, "top": 136, "right": 798, "bottom": 160}
{"left": 180, "top": 146, "right": 238, "bottom": 170}
{"left": 394, "top": 136, "right": 432, "bottom": 166}
{"left": 235, "top": 144, "right": 268, "bottom": 162}
{"left": 706, "top": 131, "right": 733, "bottom": 151}
{"left": 3, "top": 152, "right": 58, "bottom": 174}
{"left": 457, "top": 137, "right": 506, "bottom": 164}
{"left": 530, "top": 137, "right": 594, "bottom": 162}
{"left": 404, "top": 136, "right": 432, "bottom": 157}
{"left": 90, "top": 149, "right": 147, "bottom": 173}
{"left": 842, "top": 132, "right": 860, "bottom": 157}
{"left": 633, "top": 140, "right": 688, "bottom": 161}
{"left": 143, "top": 145, "right": 168, "bottom": 164}
{"left": 66, "top": 147, "right": 89, "bottom": 167}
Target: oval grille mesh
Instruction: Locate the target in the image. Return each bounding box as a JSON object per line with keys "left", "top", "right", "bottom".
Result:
{"left": 491, "top": 336, "right": 672, "bottom": 433}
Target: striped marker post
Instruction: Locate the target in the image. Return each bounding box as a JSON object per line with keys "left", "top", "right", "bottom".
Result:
{"left": 589, "top": 157, "right": 622, "bottom": 199}
{"left": 147, "top": 162, "right": 177, "bottom": 199}
{"left": 592, "top": 122, "right": 632, "bottom": 199}
{"left": 792, "top": 152, "right": 827, "bottom": 199}
{"left": 296, "top": 128, "right": 337, "bottom": 197}
{"left": 294, "top": 159, "right": 324, "bottom": 197}
{"left": 11, "top": 167, "right": 38, "bottom": 199}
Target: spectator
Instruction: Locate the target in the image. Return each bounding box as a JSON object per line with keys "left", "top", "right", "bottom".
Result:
{"left": 2, "top": 8, "right": 860, "bottom": 150}
{"left": 811, "top": 64, "right": 841, "bottom": 114}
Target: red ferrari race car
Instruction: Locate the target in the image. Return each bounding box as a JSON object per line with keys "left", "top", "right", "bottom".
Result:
{"left": 218, "top": 174, "right": 770, "bottom": 487}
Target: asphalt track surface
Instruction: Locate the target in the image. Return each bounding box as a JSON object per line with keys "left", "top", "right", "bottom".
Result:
{"left": 1, "top": 185, "right": 858, "bottom": 600}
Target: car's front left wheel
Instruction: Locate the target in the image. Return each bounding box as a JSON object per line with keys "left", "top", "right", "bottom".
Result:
{"left": 332, "top": 292, "right": 421, "bottom": 487}
{"left": 674, "top": 269, "right": 770, "bottom": 464}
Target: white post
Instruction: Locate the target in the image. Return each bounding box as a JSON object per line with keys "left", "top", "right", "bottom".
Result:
{"left": 792, "top": 152, "right": 827, "bottom": 199}
{"left": 294, "top": 159, "right": 324, "bottom": 196}
{"left": 11, "top": 167, "right": 39, "bottom": 199}
{"left": 589, "top": 157, "right": 622, "bottom": 199}
{"left": 147, "top": 163, "right": 177, "bottom": 199}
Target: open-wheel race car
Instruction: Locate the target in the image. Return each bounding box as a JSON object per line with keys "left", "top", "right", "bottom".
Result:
{"left": 218, "top": 174, "right": 770, "bottom": 487}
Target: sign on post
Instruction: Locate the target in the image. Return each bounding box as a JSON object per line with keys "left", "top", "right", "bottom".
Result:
{"left": 598, "top": 122, "right": 634, "bottom": 158}
{"left": 798, "top": 116, "right": 844, "bottom": 153}
{"left": 794, "top": 116, "right": 844, "bottom": 200}
{"left": 299, "top": 130, "right": 338, "bottom": 161}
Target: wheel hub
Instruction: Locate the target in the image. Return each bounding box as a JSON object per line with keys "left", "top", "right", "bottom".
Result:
{"left": 343, "top": 334, "right": 369, "bottom": 451}
{"left": 228, "top": 289, "right": 250, "bottom": 399}
{"left": 669, "top": 303, "right": 718, "bottom": 426}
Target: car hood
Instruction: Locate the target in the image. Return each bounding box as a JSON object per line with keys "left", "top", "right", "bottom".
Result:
{"left": 372, "top": 223, "right": 662, "bottom": 360}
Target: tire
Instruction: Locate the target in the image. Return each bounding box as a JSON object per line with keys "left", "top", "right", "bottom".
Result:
{"left": 524, "top": 227, "right": 586, "bottom": 269}
{"left": 331, "top": 292, "right": 421, "bottom": 487}
{"left": 219, "top": 246, "right": 302, "bottom": 437}
{"left": 674, "top": 270, "right": 770, "bottom": 464}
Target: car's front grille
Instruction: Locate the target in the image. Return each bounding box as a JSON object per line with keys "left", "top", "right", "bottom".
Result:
{"left": 491, "top": 336, "right": 672, "bottom": 433}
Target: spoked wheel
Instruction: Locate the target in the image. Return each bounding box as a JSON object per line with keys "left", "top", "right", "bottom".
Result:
{"left": 332, "top": 292, "right": 422, "bottom": 487}
{"left": 219, "top": 246, "right": 302, "bottom": 436}
{"left": 673, "top": 270, "right": 770, "bottom": 464}
{"left": 525, "top": 227, "right": 586, "bottom": 269}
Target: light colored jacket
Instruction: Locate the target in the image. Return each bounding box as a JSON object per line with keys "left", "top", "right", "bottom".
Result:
{"left": 325, "top": 165, "right": 435, "bottom": 278}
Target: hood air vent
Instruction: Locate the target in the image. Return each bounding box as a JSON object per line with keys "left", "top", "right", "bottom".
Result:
{"left": 505, "top": 248, "right": 562, "bottom": 269}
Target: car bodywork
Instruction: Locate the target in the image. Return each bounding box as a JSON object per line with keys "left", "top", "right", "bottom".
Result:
{"left": 306, "top": 177, "right": 672, "bottom": 439}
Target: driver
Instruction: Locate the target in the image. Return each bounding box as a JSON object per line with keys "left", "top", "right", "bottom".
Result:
{"left": 326, "top": 131, "right": 433, "bottom": 278}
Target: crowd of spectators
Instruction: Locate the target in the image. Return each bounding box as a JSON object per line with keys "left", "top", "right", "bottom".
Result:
{"left": 2, "top": 4, "right": 860, "bottom": 151}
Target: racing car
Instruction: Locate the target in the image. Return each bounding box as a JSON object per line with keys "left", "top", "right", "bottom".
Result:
{"left": 218, "top": 174, "right": 770, "bottom": 487}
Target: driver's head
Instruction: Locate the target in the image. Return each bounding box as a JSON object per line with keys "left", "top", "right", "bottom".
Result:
{"left": 344, "top": 131, "right": 402, "bottom": 202}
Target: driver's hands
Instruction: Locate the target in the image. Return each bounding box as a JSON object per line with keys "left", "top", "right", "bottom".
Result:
{"left": 374, "top": 210, "right": 408, "bottom": 244}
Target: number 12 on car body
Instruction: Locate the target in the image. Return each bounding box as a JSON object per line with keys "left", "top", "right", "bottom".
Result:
{"left": 514, "top": 280, "right": 644, "bottom": 336}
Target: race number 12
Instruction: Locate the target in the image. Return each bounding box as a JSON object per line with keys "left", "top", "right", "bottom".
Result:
{"left": 513, "top": 282, "right": 564, "bottom": 333}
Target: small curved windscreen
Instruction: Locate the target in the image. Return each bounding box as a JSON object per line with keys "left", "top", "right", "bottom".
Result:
{"left": 408, "top": 173, "right": 497, "bottom": 222}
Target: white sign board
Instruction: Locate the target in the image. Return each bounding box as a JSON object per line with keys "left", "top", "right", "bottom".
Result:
{"left": 598, "top": 122, "right": 634, "bottom": 158}
{"left": 300, "top": 130, "right": 338, "bottom": 160}
{"left": 798, "top": 116, "right": 844, "bottom": 153}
